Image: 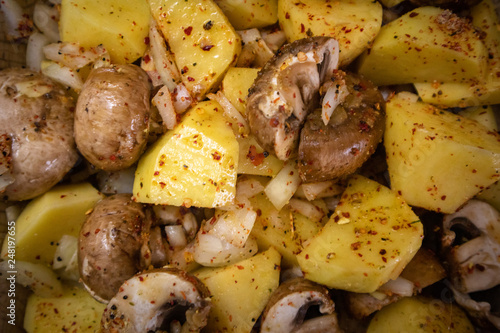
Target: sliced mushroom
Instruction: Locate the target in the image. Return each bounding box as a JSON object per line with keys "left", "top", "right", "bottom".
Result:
{"left": 101, "top": 268, "right": 211, "bottom": 333}
{"left": 260, "top": 277, "right": 341, "bottom": 333}
{"left": 78, "top": 193, "right": 152, "bottom": 302}
{"left": 247, "top": 37, "right": 340, "bottom": 161}
{"left": 0, "top": 68, "right": 78, "bottom": 201}
{"left": 441, "top": 199, "right": 500, "bottom": 294}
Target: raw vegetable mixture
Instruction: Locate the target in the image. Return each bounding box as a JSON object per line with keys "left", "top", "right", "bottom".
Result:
{"left": 1, "top": 0, "right": 500, "bottom": 332}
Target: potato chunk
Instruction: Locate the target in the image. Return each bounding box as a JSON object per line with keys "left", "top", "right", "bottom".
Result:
{"left": 194, "top": 248, "right": 281, "bottom": 333}
{"left": 385, "top": 92, "right": 500, "bottom": 213}
{"left": 297, "top": 175, "right": 423, "bottom": 293}
{"left": 278, "top": 0, "right": 382, "bottom": 66}
{"left": 24, "top": 285, "right": 106, "bottom": 333}
{"left": 414, "top": 0, "right": 500, "bottom": 107}
{"left": 367, "top": 297, "right": 474, "bottom": 333}
{"left": 133, "top": 101, "right": 239, "bottom": 207}
{"left": 357, "top": 6, "right": 488, "bottom": 86}
{"left": 215, "top": 0, "right": 278, "bottom": 30}
{"left": 60, "top": 0, "right": 150, "bottom": 64}
{"left": 0, "top": 183, "right": 104, "bottom": 265}
{"left": 150, "top": 0, "right": 241, "bottom": 100}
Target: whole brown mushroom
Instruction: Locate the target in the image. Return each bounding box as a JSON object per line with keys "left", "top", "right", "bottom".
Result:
{"left": 78, "top": 193, "right": 152, "bottom": 302}
{"left": 0, "top": 68, "right": 78, "bottom": 201}
{"left": 74, "top": 64, "right": 151, "bottom": 171}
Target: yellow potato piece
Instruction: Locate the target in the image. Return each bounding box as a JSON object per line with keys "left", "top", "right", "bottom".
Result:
{"left": 0, "top": 183, "right": 104, "bottom": 265}
{"left": 133, "top": 100, "right": 239, "bottom": 208}
{"left": 150, "top": 0, "right": 241, "bottom": 101}
{"left": 385, "top": 92, "right": 500, "bottom": 213}
{"left": 60, "top": 0, "right": 150, "bottom": 64}
{"left": 194, "top": 248, "right": 281, "bottom": 333}
{"left": 215, "top": 0, "right": 278, "bottom": 30}
{"left": 24, "top": 285, "right": 106, "bottom": 333}
{"left": 297, "top": 174, "right": 423, "bottom": 293}
{"left": 357, "top": 6, "right": 488, "bottom": 86}
{"left": 278, "top": 0, "right": 382, "bottom": 66}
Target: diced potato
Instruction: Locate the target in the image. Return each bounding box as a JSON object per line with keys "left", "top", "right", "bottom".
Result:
{"left": 133, "top": 101, "right": 239, "bottom": 208}
{"left": 367, "top": 297, "right": 475, "bottom": 333}
{"left": 215, "top": 0, "right": 278, "bottom": 30}
{"left": 150, "top": 0, "right": 241, "bottom": 101}
{"left": 476, "top": 181, "right": 500, "bottom": 212}
{"left": 60, "top": 0, "right": 150, "bottom": 64}
{"left": 237, "top": 135, "right": 283, "bottom": 176}
{"left": 414, "top": 0, "right": 500, "bottom": 108}
{"left": 459, "top": 105, "right": 498, "bottom": 132}
{"left": 249, "top": 191, "right": 325, "bottom": 268}
{"left": 297, "top": 175, "right": 423, "bottom": 293}
{"left": 0, "top": 183, "right": 104, "bottom": 265}
{"left": 194, "top": 247, "right": 281, "bottom": 333}
{"left": 24, "top": 285, "right": 106, "bottom": 333}
{"left": 278, "top": 0, "right": 382, "bottom": 66}
{"left": 357, "top": 6, "right": 488, "bottom": 86}
{"left": 385, "top": 92, "right": 500, "bottom": 213}
{"left": 221, "top": 67, "right": 259, "bottom": 116}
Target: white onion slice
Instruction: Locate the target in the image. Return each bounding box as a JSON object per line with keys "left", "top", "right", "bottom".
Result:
{"left": 41, "top": 60, "right": 83, "bottom": 90}
{"left": 43, "top": 42, "right": 107, "bottom": 69}
{"left": 321, "top": 78, "right": 349, "bottom": 125}
{"left": 0, "top": 0, "right": 33, "bottom": 41}
{"left": 26, "top": 31, "right": 51, "bottom": 71}
{"left": 207, "top": 91, "right": 250, "bottom": 135}
{"left": 288, "top": 198, "right": 326, "bottom": 223}
{"left": 165, "top": 225, "right": 188, "bottom": 248}
{"left": 265, "top": 160, "right": 302, "bottom": 211}
{"left": 152, "top": 85, "right": 178, "bottom": 130}
{"left": 193, "top": 233, "right": 258, "bottom": 267}
{"left": 33, "top": 1, "right": 60, "bottom": 42}
{"left": 171, "top": 83, "right": 194, "bottom": 114}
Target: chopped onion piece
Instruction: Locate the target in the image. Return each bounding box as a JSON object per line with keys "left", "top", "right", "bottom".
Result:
{"left": 96, "top": 166, "right": 136, "bottom": 195}
{"left": 93, "top": 51, "right": 111, "bottom": 69}
{"left": 171, "top": 83, "right": 194, "bottom": 114}
{"left": 376, "top": 277, "right": 415, "bottom": 297}
{"left": 43, "top": 42, "right": 107, "bottom": 69}
{"left": 260, "top": 26, "right": 287, "bottom": 53}
{"left": 236, "top": 177, "right": 265, "bottom": 202}
{"left": 0, "top": 260, "right": 63, "bottom": 297}
{"left": 237, "top": 28, "right": 274, "bottom": 68}
{"left": 193, "top": 233, "right": 258, "bottom": 267}
{"left": 26, "top": 31, "right": 51, "bottom": 71}
{"left": 33, "top": 1, "right": 60, "bottom": 42}
{"left": 206, "top": 207, "right": 257, "bottom": 247}
{"left": 207, "top": 91, "right": 250, "bottom": 135}
{"left": 41, "top": 60, "right": 83, "bottom": 91}
{"left": 154, "top": 205, "right": 184, "bottom": 224}
{"left": 265, "top": 160, "right": 302, "bottom": 211}
{"left": 165, "top": 225, "right": 188, "bottom": 248}
{"left": 149, "top": 19, "right": 181, "bottom": 91}
{"left": 322, "top": 77, "right": 349, "bottom": 125}
{"left": 152, "top": 85, "right": 178, "bottom": 130}
{"left": 53, "top": 235, "right": 79, "bottom": 281}
{"left": 0, "top": 0, "right": 33, "bottom": 41}
{"left": 288, "top": 198, "right": 326, "bottom": 223}
{"left": 295, "top": 181, "right": 344, "bottom": 201}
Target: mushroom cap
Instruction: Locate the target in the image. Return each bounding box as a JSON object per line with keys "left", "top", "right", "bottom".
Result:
{"left": 78, "top": 193, "right": 150, "bottom": 301}
{"left": 247, "top": 37, "right": 340, "bottom": 161}
{"left": 0, "top": 68, "right": 78, "bottom": 201}
{"left": 298, "top": 71, "right": 385, "bottom": 182}
{"left": 101, "top": 268, "right": 211, "bottom": 333}
{"left": 261, "top": 277, "right": 339, "bottom": 333}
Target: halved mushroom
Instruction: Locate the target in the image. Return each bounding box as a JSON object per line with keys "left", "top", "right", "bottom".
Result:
{"left": 260, "top": 277, "right": 341, "bottom": 333}
{"left": 441, "top": 199, "right": 500, "bottom": 294}
{"left": 0, "top": 68, "right": 78, "bottom": 201}
{"left": 101, "top": 268, "right": 211, "bottom": 333}
{"left": 247, "top": 37, "right": 340, "bottom": 161}
{"left": 78, "top": 193, "right": 152, "bottom": 302}
{"left": 246, "top": 37, "right": 385, "bottom": 182}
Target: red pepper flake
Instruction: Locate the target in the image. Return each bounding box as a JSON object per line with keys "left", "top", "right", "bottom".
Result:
{"left": 160, "top": 182, "right": 166, "bottom": 189}
{"left": 184, "top": 26, "right": 193, "bottom": 35}
{"left": 351, "top": 242, "right": 361, "bottom": 251}
{"left": 247, "top": 145, "right": 265, "bottom": 166}
{"left": 60, "top": 195, "right": 67, "bottom": 198}
{"left": 202, "top": 44, "right": 214, "bottom": 51}
{"left": 144, "top": 36, "right": 150, "bottom": 45}
{"left": 143, "top": 54, "right": 151, "bottom": 63}
{"left": 154, "top": 171, "right": 160, "bottom": 176}
{"left": 285, "top": 12, "right": 290, "bottom": 19}
{"left": 359, "top": 120, "right": 371, "bottom": 132}
{"left": 187, "top": 77, "right": 195, "bottom": 82}
{"left": 409, "top": 12, "right": 419, "bottom": 18}
{"left": 379, "top": 249, "right": 386, "bottom": 255}
{"left": 139, "top": 276, "right": 144, "bottom": 282}
{"left": 269, "top": 117, "right": 280, "bottom": 127}
{"left": 441, "top": 195, "right": 447, "bottom": 200}
{"left": 94, "top": 228, "right": 101, "bottom": 234}
{"left": 305, "top": 254, "right": 309, "bottom": 259}
{"left": 212, "top": 151, "right": 221, "bottom": 160}
{"left": 236, "top": 265, "right": 244, "bottom": 270}
{"left": 110, "top": 155, "right": 116, "bottom": 161}
{"left": 300, "top": 23, "right": 305, "bottom": 33}
{"left": 83, "top": 231, "right": 90, "bottom": 237}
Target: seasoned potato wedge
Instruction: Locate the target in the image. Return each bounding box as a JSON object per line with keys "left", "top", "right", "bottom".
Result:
{"left": 215, "top": 0, "right": 278, "bottom": 30}
{"left": 297, "top": 175, "right": 423, "bottom": 293}
{"left": 60, "top": 0, "right": 150, "bottom": 64}
{"left": 357, "top": 6, "right": 488, "bottom": 86}
{"left": 414, "top": 0, "right": 500, "bottom": 107}
{"left": 221, "top": 67, "right": 259, "bottom": 116}
{"left": 385, "top": 92, "right": 500, "bottom": 213}
{"left": 0, "top": 183, "right": 104, "bottom": 265}
{"left": 367, "top": 297, "right": 474, "bottom": 333}
{"left": 194, "top": 248, "right": 281, "bottom": 333}
{"left": 133, "top": 101, "right": 239, "bottom": 208}
{"left": 150, "top": 0, "right": 241, "bottom": 100}
{"left": 278, "top": 0, "right": 382, "bottom": 66}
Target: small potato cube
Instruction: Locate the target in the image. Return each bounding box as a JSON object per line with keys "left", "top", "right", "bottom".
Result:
{"left": 194, "top": 248, "right": 281, "bottom": 333}
{"left": 215, "top": 0, "right": 279, "bottom": 30}
{"left": 133, "top": 101, "right": 239, "bottom": 208}
{"left": 297, "top": 175, "right": 423, "bottom": 293}
{"left": 150, "top": 0, "right": 241, "bottom": 101}
{"left": 60, "top": 0, "right": 150, "bottom": 64}
{"left": 357, "top": 6, "right": 488, "bottom": 86}
{"left": 385, "top": 92, "right": 500, "bottom": 213}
